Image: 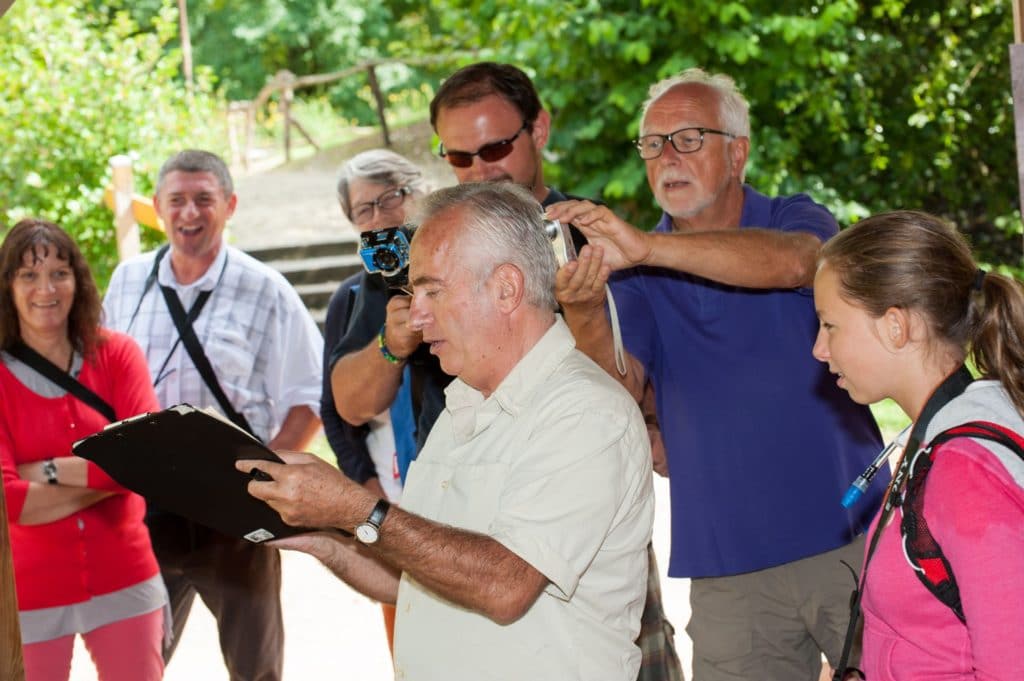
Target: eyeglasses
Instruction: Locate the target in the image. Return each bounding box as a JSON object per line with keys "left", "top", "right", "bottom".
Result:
{"left": 439, "top": 123, "right": 528, "bottom": 168}
{"left": 634, "top": 127, "right": 736, "bottom": 160}
{"left": 350, "top": 186, "right": 413, "bottom": 226}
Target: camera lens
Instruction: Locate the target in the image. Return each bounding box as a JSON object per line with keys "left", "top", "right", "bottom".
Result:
{"left": 373, "top": 248, "right": 401, "bottom": 272}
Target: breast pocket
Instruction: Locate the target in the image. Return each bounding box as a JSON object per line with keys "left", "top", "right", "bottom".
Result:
{"left": 408, "top": 460, "right": 508, "bottom": 535}
{"left": 206, "top": 328, "right": 257, "bottom": 381}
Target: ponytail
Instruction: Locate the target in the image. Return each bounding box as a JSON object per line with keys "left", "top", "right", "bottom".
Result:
{"left": 972, "top": 273, "right": 1024, "bottom": 417}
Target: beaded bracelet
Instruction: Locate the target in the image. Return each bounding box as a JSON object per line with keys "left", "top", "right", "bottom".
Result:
{"left": 378, "top": 325, "right": 406, "bottom": 364}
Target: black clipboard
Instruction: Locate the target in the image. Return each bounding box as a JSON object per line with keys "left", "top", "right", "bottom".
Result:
{"left": 72, "top": 403, "right": 311, "bottom": 543}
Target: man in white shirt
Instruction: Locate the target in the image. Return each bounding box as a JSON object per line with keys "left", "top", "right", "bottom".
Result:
{"left": 103, "top": 149, "right": 323, "bottom": 681}
{"left": 242, "top": 182, "right": 654, "bottom": 680}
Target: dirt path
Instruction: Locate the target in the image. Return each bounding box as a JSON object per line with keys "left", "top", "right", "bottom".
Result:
{"left": 228, "top": 120, "right": 457, "bottom": 251}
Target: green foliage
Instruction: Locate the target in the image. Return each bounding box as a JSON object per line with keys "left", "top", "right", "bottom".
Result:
{"left": 104, "top": 0, "right": 439, "bottom": 128}
{"left": 0, "top": 0, "right": 226, "bottom": 288}
{"left": 384, "top": 0, "right": 1022, "bottom": 267}
{"left": 15, "top": 0, "right": 1020, "bottom": 274}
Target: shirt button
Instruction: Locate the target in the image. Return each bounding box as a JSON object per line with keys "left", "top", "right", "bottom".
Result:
{"left": 440, "top": 480, "right": 449, "bottom": 490}
{"left": 69, "top": 423, "right": 76, "bottom": 429}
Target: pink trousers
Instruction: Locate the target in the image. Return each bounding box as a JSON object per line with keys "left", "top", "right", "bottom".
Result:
{"left": 22, "top": 608, "right": 165, "bottom": 681}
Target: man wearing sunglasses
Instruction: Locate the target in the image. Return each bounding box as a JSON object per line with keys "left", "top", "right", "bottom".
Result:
{"left": 332, "top": 62, "right": 579, "bottom": 460}
{"left": 548, "top": 68, "right": 885, "bottom": 681}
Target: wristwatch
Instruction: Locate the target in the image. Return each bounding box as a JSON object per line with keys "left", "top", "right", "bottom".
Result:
{"left": 42, "top": 458, "right": 58, "bottom": 485}
{"left": 355, "top": 499, "right": 391, "bottom": 545}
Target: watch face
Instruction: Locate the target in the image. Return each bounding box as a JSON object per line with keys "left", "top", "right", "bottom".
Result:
{"left": 42, "top": 460, "right": 58, "bottom": 484}
{"left": 355, "top": 522, "right": 380, "bottom": 544}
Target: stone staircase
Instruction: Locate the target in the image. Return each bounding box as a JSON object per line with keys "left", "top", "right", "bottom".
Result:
{"left": 246, "top": 237, "right": 364, "bottom": 333}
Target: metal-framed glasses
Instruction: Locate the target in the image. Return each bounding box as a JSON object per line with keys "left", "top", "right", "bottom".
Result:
{"left": 351, "top": 186, "right": 413, "bottom": 226}
{"left": 439, "top": 123, "right": 528, "bottom": 168}
{"left": 634, "top": 127, "right": 736, "bottom": 160}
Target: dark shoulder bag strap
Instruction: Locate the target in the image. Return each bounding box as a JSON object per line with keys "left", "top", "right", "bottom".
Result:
{"left": 158, "top": 284, "right": 256, "bottom": 438}
{"left": 126, "top": 244, "right": 170, "bottom": 332}
{"left": 7, "top": 342, "right": 116, "bottom": 422}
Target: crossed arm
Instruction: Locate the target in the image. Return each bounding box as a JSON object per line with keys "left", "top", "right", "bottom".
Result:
{"left": 15, "top": 457, "right": 113, "bottom": 525}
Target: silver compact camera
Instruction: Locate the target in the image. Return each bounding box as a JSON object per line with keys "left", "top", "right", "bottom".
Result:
{"left": 544, "top": 218, "right": 578, "bottom": 267}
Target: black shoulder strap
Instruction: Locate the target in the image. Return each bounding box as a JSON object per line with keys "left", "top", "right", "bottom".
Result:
{"left": 7, "top": 342, "right": 116, "bottom": 422}
{"left": 126, "top": 244, "right": 170, "bottom": 332}
{"left": 158, "top": 284, "right": 256, "bottom": 439}
{"left": 901, "top": 420, "right": 1024, "bottom": 623}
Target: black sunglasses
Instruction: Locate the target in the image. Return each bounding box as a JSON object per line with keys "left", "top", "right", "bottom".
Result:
{"left": 439, "top": 123, "right": 528, "bottom": 168}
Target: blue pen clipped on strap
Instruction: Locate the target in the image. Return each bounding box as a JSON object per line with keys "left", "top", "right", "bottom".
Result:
{"left": 841, "top": 425, "right": 911, "bottom": 508}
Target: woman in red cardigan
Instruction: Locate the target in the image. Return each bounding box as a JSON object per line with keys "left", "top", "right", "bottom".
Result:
{"left": 0, "top": 219, "right": 166, "bottom": 681}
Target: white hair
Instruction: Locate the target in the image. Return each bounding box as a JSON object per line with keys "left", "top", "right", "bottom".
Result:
{"left": 641, "top": 67, "right": 750, "bottom": 139}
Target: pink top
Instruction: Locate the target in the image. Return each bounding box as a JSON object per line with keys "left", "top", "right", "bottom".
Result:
{"left": 860, "top": 436, "right": 1024, "bottom": 680}
{"left": 0, "top": 331, "right": 161, "bottom": 611}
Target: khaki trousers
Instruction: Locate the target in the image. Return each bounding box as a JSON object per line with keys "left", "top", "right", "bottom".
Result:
{"left": 687, "top": 535, "right": 865, "bottom": 681}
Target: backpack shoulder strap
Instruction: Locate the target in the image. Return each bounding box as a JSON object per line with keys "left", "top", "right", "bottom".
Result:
{"left": 901, "top": 420, "right": 1024, "bottom": 623}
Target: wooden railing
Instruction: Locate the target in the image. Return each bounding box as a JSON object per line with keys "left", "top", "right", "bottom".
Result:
{"left": 101, "top": 155, "right": 163, "bottom": 262}
{"left": 232, "top": 53, "right": 475, "bottom": 166}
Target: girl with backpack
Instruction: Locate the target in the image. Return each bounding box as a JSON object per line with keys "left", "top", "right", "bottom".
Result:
{"left": 812, "top": 210, "right": 1024, "bottom": 680}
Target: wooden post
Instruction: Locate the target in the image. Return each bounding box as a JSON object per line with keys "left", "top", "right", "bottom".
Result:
{"left": 281, "top": 72, "right": 295, "bottom": 163}
{"left": 366, "top": 64, "right": 392, "bottom": 148}
{"left": 0, "top": 484, "right": 25, "bottom": 681}
{"left": 244, "top": 100, "right": 255, "bottom": 172}
{"left": 177, "top": 0, "right": 193, "bottom": 99}
{"left": 227, "top": 101, "right": 250, "bottom": 170}
{"left": 1012, "top": 1, "right": 1024, "bottom": 252}
{"left": 110, "top": 155, "right": 141, "bottom": 261}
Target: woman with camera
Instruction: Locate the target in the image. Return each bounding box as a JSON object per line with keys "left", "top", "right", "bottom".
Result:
{"left": 0, "top": 219, "right": 166, "bottom": 680}
{"left": 320, "top": 149, "right": 436, "bottom": 655}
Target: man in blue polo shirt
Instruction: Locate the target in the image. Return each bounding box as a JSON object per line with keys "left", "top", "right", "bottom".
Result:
{"left": 548, "top": 68, "right": 885, "bottom": 681}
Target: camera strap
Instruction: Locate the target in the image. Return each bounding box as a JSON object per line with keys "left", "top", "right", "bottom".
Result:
{"left": 832, "top": 365, "right": 974, "bottom": 680}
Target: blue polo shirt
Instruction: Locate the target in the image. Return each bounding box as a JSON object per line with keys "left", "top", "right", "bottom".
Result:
{"left": 611, "top": 185, "right": 885, "bottom": 578}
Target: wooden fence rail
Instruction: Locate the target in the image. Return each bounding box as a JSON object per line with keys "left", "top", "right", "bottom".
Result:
{"left": 234, "top": 53, "right": 475, "bottom": 166}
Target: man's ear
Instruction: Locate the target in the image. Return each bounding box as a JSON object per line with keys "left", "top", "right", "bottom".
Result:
{"left": 530, "top": 109, "right": 551, "bottom": 151}
{"left": 225, "top": 192, "right": 238, "bottom": 219}
{"left": 730, "top": 135, "right": 750, "bottom": 182}
{"left": 493, "top": 263, "right": 525, "bottom": 313}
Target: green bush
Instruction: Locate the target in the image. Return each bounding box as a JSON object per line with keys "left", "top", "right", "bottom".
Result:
{"left": 0, "top": 0, "right": 226, "bottom": 289}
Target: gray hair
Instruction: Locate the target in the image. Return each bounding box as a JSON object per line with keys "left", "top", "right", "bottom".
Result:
{"left": 418, "top": 183, "right": 558, "bottom": 311}
{"left": 641, "top": 67, "right": 751, "bottom": 139}
{"left": 156, "top": 149, "right": 233, "bottom": 197}
{"left": 336, "top": 149, "right": 426, "bottom": 219}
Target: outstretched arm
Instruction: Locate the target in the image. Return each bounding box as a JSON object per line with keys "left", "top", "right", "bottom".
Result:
{"left": 240, "top": 452, "right": 548, "bottom": 625}
{"left": 271, "top": 531, "right": 401, "bottom": 604}
{"left": 546, "top": 200, "right": 821, "bottom": 288}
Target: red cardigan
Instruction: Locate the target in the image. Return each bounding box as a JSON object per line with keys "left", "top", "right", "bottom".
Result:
{"left": 0, "top": 330, "right": 161, "bottom": 610}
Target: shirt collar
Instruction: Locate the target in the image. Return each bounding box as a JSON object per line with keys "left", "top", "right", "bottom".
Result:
{"left": 158, "top": 241, "right": 228, "bottom": 292}
{"left": 444, "top": 316, "right": 576, "bottom": 443}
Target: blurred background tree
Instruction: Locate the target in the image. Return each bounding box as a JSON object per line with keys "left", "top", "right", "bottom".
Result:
{"left": 0, "top": 0, "right": 223, "bottom": 287}
{"left": 2, "top": 0, "right": 1021, "bottom": 280}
